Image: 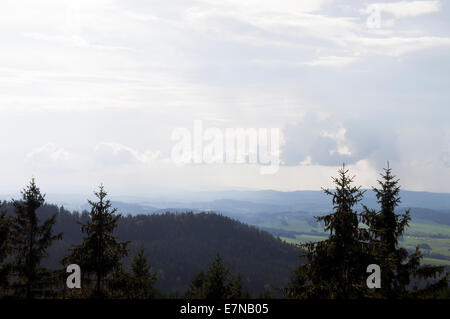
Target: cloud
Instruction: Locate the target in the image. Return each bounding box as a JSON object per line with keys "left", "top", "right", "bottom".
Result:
{"left": 281, "top": 113, "right": 356, "bottom": 166}
{"left": 24, "top": 143, "right": 77, "bottom": 175}
{"left": 250, "top": 55, "right": 360, "bottom": 68}
{"left": 348, "top": 35, "right": 450, "bottom": 57}
{"left": 365, "top": 1, "right": 440, "bottom": 18}
{"left": 303, "top": 55, "right": 360, "bottom": 67}
{"left": 178, "top": 0, "right": 450, "bottom": 63}
{"left": 0, "top": 0, "right": 449, "bottom": 116}
{"left": 27, "top": 143, "right": 72, "bottom": 162}
{"left": 1, "top": 1, "right": 450, "bottom": 193}
{"left": 94, "top": 143, "right": 163, "bottom": 166}
{"left": 199, "top": 0, "right": 329, "bottom": 14}
{"left": 281, "top": 111, "right": 405, "bottom": 168}
{"left": 320, "top": 127, "right": 352, "bottom": 156}
{"left": 24, "top": 32, "right": 133, "bottom": 51}
{"left": 442, "top": 129, "right": 450, "bottom": 168}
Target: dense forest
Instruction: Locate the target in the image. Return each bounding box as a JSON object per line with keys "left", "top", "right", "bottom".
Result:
{"left": 0, "top": 201, "right": 299, "bottom": 296}
{"left": 0, "top": 164, "right": 449, "bottom": 299}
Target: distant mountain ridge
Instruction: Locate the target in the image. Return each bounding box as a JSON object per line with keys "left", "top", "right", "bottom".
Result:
{"left": 9, "top": 189, "right": 448, "bottom": 216}
{"left": 60, "top": 190, "right": 450, "bottom": 219}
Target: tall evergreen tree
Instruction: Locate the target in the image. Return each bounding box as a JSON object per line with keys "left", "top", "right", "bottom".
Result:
{"left": 11, "top": 179, "right": 62, "bottom": 298}
{"left": 185, "top": 254, "right": 250, "bottom": 299}
{"left": 127, "top": 248, "right": 158, "bottom": 299}
{"left": 362, "top": 163, "right": 449, "bottom": 298}
{"left": 63, "top": 185, "right": 129, "bottom": 298}
{"left": 0, "top": 208, "right": 12, "bottom": 296}
{"left": 185, "top": 270, "right": 206, "bottom": 299}
{"left": 203, "top": 254, "right": 231, "bottom": 299}
{"left": 228, "top": 274, "right": 251, "bottom": 299}
{"left": 287, "top": 165, "right": 369, "bottom": 299}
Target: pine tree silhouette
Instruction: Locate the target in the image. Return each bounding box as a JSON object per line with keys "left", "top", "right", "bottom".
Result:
{"left": 186, "top": 254, "right": 250, "bottom": 299}
{"left": 63, "top": 185, "right": 129, "bottom": 298}
{"left": 362, "top": 163, "right": 449, "bottom": 298}
{"left": 0, "top": 207, "right": 12, "bottom": 296}
{"left": 11, "top": 179, "right": 62, "bottom": 298}
{"left": 128, "top": 248, "right": 158, "bottom": 299}
{"left": 287, "top": 165, "right": 369, "bottom": 299}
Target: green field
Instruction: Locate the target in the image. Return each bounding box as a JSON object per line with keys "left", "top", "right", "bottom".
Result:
{"left": 257, "top": 218, "right": 450, "bottom": 266}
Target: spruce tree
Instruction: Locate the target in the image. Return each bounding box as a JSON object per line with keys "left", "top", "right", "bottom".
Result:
{"left": 362, "top": 163, "right": 449, "bottom": 298}
{"left": 11, "top": 179, "right": 62, "bottom": 298}
{"left": 185, "top": 254, "right": 250, "bottom": 299}
{"left": 185, "top": 270, "right": 206, "bottom": 299}
{"left": 127, "top": 248, "right": 158, "bottom": 299}
{"left": 287, "top": 165, "right": 368, "bottom": 299}
{"left": 203, "top": 254, "right": 231, "bottom": 299}
{"left": 63, "top": 185, "right": 129, "bottom": 298}
{"left": 0, "top": 209, "right": 12, "bottom": 296}
{"left": 228, "top": 275, "right": 251, "bottom": 299}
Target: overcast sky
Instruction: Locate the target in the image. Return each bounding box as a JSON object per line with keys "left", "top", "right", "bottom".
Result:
{"left": 1, "top": 0, "right": 449, "bottom": 195}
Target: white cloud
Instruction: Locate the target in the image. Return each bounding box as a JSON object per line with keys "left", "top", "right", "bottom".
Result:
{"left": 23, "top": 143, "right": 77, "bottom": 178}
{"left": 299, "top": 155, "right": 313, "bottom": 166}
{"left": 367, "top": 1, "right": 440, "bottom": 18}
{"left": 94, "top": 143, "right": 164, "bottom": 165}
{"left": 199, "top": 0, "right": 329, "bottom": 14}
{"left": 349, "top": 35, "right": 450, "bottom": 57}
{"left": 321, "top": 126, "right": 352, "bottom": 156}
{"left": 24, "top": 32, "right": 132, "bottom": 51}
{"left": 27, "top": 143, "right": 72, "bottom": 162}
{"left": 303, "top": 55, "right": 360, "bottom": 67}
{"left": 0, "top": 1, "right": 450, "bottom": 193}
{"left": 180, "top": 0, "right": 449, "bottom": 61}
{"left": 251, "top": 55, "right": 360, "bottom": 68}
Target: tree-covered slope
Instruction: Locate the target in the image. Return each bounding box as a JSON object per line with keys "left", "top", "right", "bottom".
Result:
{"left": 2, "top": 202, "right": 299, "bottom": 295}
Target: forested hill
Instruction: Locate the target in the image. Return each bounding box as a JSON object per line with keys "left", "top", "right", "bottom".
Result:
{"left": 1, "top": 202, "right": 300, "bottom": 295}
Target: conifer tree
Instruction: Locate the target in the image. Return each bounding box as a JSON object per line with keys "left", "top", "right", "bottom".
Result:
{"left": 11, "top": 179, "right": 62, "bottom": 298}
{"left": 203, "top": 254, "right": 231, "bottom": 299}
{"left": 185, "top": 270, "right": 206, "bottom": 299}
{"left": 63, "top": 185, "right": 129, "bottom": 298}
{"left": 362, "top": 163, "right": 449, "bottom": 298}
{"left": 0, "top": 209, "right": 12, "bottom": 296}
{"left": 287, "top": 165, "right": 369, "bottom": 299}
{"left": 228, "top": 274, "right": 251, "bottom": 299}
{"left": 127, "top": 248, "right": 158, "bottom": 299}
{"left": 185, "top": 254, "right": 250, "bottom": 299}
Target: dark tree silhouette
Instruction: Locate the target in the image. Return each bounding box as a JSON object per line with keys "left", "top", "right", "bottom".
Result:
{"left": 0, "top": 208, "right": 12, "bottom": 296}
{"left": 362, "top": 163, "right": 449, "bottom": 298}
{"left": 229, "top": 274, "right": 251, "bottom": 299}
{"left": 186, "top": 254, "right": 250, "bottom": 299}
{"left": 287, "top": 165, "right": 369, "bottom": 299}
{"left": 185, "top": 270, "right": 206, "bottom": 299}
{"left": 63, "top": 185, "right": 129, "bottom": 298}
{"left": 127, "top": 248, "right": 158, "bottom": 299}
{"left": 107, "top": 248, "right": 159, "bottom": 299}
{"left": 10, "top": 179, "right": 62, "bottom": 298}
